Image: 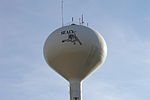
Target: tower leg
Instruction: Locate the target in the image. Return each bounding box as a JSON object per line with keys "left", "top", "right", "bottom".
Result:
{"left": 69, "top": 80, "right": 82, "bottom": 100}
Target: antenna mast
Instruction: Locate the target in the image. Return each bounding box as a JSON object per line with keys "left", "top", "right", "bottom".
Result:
{"left": 61, "top": 0, "right": 64, "bottom": 26}
{"left": 81, "top": 14, "right": 84, "bottom": 24}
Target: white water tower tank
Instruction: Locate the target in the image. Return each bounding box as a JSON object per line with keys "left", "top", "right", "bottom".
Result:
{"left": 43, "top": 24, "right": 107, "bottom": 100}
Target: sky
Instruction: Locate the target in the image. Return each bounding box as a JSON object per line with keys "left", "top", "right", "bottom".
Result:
{"left": 0, "top": 0, "right": 150, "bottom": 100}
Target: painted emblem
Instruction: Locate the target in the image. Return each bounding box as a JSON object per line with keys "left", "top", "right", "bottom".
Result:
{"left": 61, "top": 30, "right": 82, "bottom": 45}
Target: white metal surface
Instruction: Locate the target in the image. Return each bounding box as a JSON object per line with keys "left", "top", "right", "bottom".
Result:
{"left": 69, "top": 79, "right": 82, "bottom": 100}
{"left": 44, "top": 24, "right": 107, "bottom": 81}
{"left": 43, "top": 24, "right": 107, "bottom": 100}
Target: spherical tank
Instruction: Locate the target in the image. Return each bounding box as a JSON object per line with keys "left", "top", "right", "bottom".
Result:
{"left": 43, "top": 24, "right": 107, "bottom": 81}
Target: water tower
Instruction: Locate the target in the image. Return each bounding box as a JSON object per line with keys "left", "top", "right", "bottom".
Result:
{"left": 43, "top": 22, "right": 107, "bottom": 100}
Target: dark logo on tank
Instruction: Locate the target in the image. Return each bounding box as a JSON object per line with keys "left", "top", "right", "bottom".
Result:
{"left": 61, "top": 30, "right": 82, "bottom": 45}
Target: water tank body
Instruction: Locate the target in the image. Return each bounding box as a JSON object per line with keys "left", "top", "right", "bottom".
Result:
{"left": 43, "top": 24, "right": 107, "bottom": 100}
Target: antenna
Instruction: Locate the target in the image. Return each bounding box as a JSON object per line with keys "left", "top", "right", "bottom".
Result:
{"left": 61, "top": 0, "right": 64, "bottom": 27}
{"left": 81, "top": 14, "right": 84, "bottom": 24}
{"left": 72, "top": 17, "right": 74, "bottom": 23}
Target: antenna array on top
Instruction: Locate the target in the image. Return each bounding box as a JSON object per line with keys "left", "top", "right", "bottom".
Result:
{"left": 61, "top": 0, "right": 89, "bottom": 27}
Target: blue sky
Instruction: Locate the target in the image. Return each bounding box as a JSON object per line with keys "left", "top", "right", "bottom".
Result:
{"left": 0, "top": 0, "right": 150, "bottom": 100}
